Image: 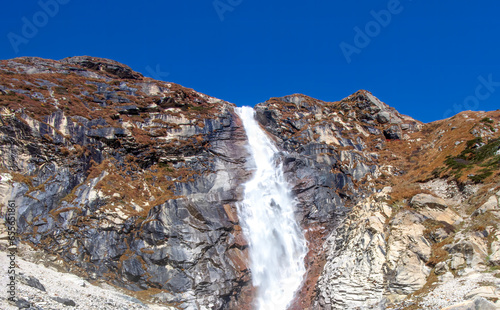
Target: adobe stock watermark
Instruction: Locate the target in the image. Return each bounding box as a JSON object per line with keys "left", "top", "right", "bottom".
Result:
{"left": 443, "top": 74, "right": 500, "bottom": 119}
{"left": 340, "top": 0, "right": 413, "bottom": 64}
{"left": 3, "top": 200, "right": 18, "bottom": 303}
{"left": 213, "top": 0, "right": 243, "bottom": 22}
{"left": 7, "top": 0, "right": 71, "bottom": 54}
{"left": 145, "top": 65, "right": 170, "bottom": 81}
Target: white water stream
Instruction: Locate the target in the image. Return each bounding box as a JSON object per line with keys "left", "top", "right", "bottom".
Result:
{"left": 236, "top": 107, "right": 307, "bottom": 310}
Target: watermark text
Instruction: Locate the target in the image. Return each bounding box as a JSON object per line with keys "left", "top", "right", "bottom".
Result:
{"left": 7, "top": 0, "right": 71, "bottom": 53}
{"left": 213, "top": 0, "right": 243, "bottom": 22}
{"left": 340, "top": 0, "right": 413, "bottom": 64}
{"left": 443, "top": 74, "right": 500, "bottom": 119}
{"left": 4, "top": 200, "right": 17, "bottom": 303}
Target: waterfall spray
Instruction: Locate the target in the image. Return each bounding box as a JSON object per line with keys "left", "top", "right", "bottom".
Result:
{"left": 236, "top": 106, "right": 307, "bottom": 310}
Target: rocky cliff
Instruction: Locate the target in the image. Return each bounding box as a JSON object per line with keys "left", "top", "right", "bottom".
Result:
{"left": 308, "top": 109, "right": 500, "bottom": 309}
{"left": 0, "top": 56, "right": 252, "bottom": 309}
{"left": 0, "top": 56, "right": 499, "bottom": 310}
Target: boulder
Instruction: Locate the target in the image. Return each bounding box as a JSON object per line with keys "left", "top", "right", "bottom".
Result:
{"left": 445, "top": 237, "right": 488, "bottom": 271}
{"left": 411, "top": 193, "right": 448, "bottom": 210}
{"left": 434, "top": 261, "right": 449, "bottom": 275}
{"left": 19, "top": 274, "right": 46, "bottom": 292}
{"left": 464, "top": 286, "right": 499, "bottom": 300}
{"left": 376, "top": 111, "right": 391, "bottom": 124}
{"left": 383, "top": 125, "right": 402, "bottom": 140}
{"left": 52, "top": 297, "right": 77, "bottom": 307}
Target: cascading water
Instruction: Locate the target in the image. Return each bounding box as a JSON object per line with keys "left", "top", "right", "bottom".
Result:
{"left": 236, "top": 106, "right": 307, "bottom": 310}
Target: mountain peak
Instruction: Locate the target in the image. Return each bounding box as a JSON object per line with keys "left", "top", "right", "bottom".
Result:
{"left": 343, "top": 89, "right": 389, "bottom": 112}
{"left": 255, "top": 90, "right": 422, "bottom": 143}
{"left": 339, "top": 89, "right": 421, "bottom": 127}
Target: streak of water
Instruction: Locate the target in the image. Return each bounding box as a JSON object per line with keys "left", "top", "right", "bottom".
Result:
{"left": 236, "top": 106, "right": 307, "bottom": 310}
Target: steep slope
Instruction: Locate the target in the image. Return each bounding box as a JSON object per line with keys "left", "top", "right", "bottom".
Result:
{"left": 252, "top": 91, "right": 423, "bottom": 308}
{"left": 252, "top": 92, "right": 500, "bottom": 309}
{"left": 0, "top": 56, "right": 252, "bottom": 309}
{"left": 308, "top": 111, "right": 500, "bottom": 309}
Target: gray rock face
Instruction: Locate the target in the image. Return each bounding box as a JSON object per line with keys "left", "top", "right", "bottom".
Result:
{"left": 1, "top": 107, "right": 251, "bottom": 308}
{"left": 0, "top": 57, "right": 253, "bottom": 309}
{"left": 383, "top": 125, "right": 403, "bottom": 140}
{"left": 313, "top": 173, "right": 500, "bottom": 310}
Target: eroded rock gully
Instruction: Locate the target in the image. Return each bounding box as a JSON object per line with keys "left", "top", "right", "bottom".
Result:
{"left": 0, "top": 56, "right": 500, "bottom": 310}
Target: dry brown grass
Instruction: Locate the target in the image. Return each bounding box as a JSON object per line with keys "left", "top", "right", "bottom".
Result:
{"left": 11, "top": 172, "right": 34, "bottom": 188}
{"left": 378, "top": 111, "right": 500, "bottom": 190}
{"left": 469, "top": 212, "right": 498, "bottom": 232}
{"left": 130, "top": 126, "right": 154, "bottom": 145}
{"left": 87, "top": 157, "right": 194, "bottom": 217}
{"left": 50, "top": 206, "right": 83, "bottom": 218}
{"left": 388, "top": 181, "right": 434, "bottom": 204}
{"left": 427, "top": 238, "right": 452, "bottom": 267}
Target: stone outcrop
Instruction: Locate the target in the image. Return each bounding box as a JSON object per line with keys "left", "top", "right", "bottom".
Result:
{"left": 312, "top": 188, "right": 437, "bottom": 309}
{"left": 314, "top": 177, "right": 500, "bottom": 309}
{"left": 314, "top": 190, "right": 390, "bottom": 310}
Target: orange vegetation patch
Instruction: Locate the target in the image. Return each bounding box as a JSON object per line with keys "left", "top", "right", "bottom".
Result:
{"left": 0, "top": 62, "right": 225, "bottom": 127}
{"left": 87, "top": 157, "right": 195, "bottom": 217}
{"left": 380, "top": 111, "right": 500, "bottom": 187}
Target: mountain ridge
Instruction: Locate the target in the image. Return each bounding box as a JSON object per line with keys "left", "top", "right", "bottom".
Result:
{"left": 1, "top": 56, "right": 424, "bottom": 124}
{"left": 0, "top": 56, "right": 499, "bottom": 310}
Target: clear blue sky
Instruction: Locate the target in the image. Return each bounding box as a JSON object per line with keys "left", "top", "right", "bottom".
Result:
{"left": 1, "top": 0, "right": 499, "bottom": 122}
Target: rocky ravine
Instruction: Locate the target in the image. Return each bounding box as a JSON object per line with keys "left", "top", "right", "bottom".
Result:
{"left": 0, "top": 56, "right": 499, "bottom": 310}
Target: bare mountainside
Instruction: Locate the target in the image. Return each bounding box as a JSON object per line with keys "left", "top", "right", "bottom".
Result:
{"left": 0, "top": 56, "right": 499, "bottom": 310}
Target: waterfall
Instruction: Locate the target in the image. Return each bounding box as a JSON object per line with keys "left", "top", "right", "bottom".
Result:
{"left": 236, "top": 106, "right": 308, "bottom": 310}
